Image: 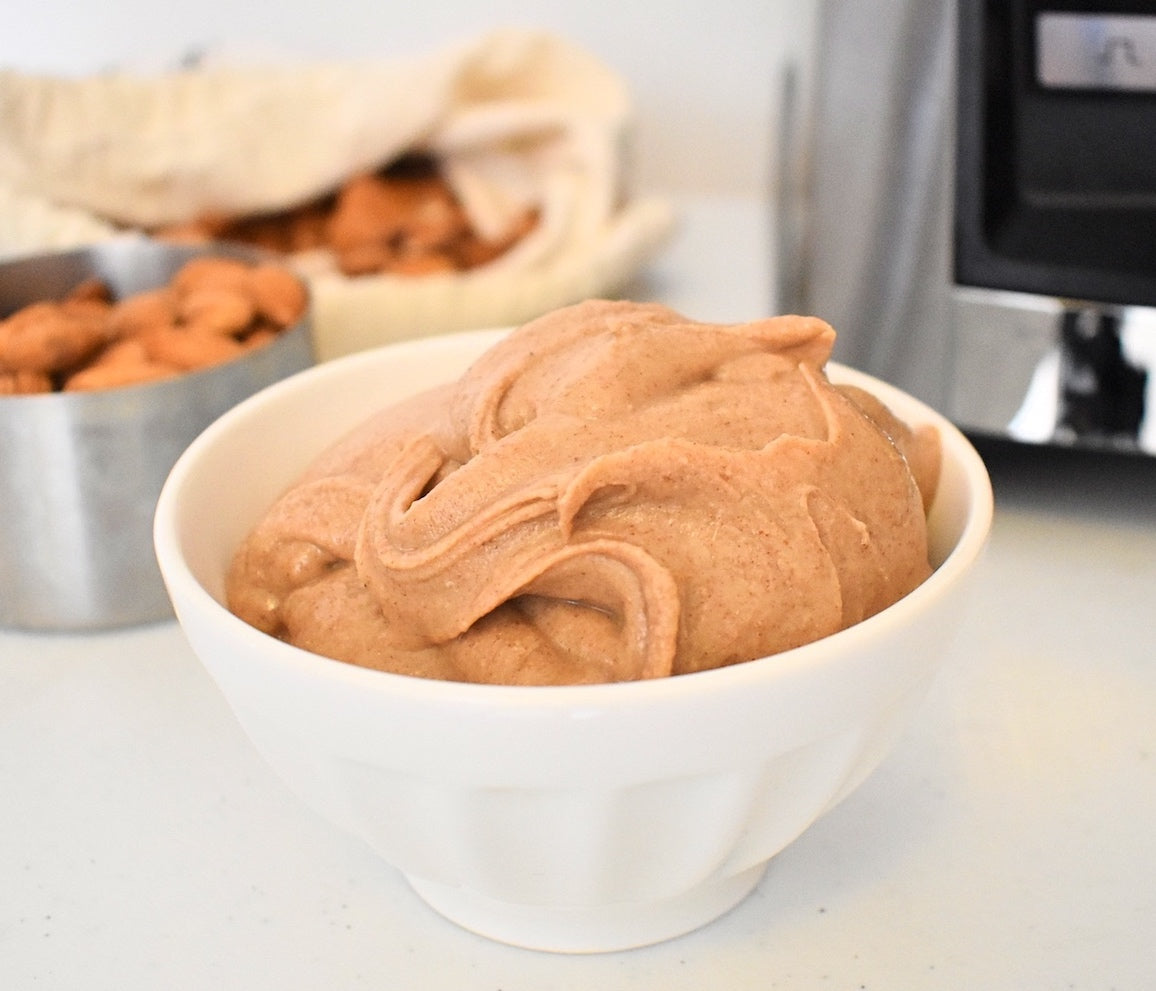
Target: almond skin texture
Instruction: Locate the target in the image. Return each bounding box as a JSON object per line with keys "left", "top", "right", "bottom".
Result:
{"left": 0, "top": 256, "right": 307, "bottom": 394}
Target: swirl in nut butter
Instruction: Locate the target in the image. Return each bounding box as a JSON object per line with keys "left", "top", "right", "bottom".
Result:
{"left": 226, "top": 300, "right": 941, "bottom": 685}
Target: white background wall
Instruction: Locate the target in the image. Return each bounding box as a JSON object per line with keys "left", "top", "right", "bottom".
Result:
{"left": 0, "top": 0, "right": 818, "bottom": 202}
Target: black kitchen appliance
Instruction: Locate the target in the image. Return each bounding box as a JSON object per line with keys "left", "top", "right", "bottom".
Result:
{"left": 780, "top": 0, "right": 1156, "bottom": 454}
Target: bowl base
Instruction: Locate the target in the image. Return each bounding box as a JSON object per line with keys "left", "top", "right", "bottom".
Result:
{"left": 404, "top": 863, "right": 767, "bottom": 953}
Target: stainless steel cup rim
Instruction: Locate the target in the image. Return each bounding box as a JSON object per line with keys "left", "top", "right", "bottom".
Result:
{"left": 0, "top": 237, "right": 316, "bottom": 631}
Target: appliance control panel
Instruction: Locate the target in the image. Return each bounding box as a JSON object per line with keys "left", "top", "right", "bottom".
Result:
{"left": 954, "top": 1, "right": 1156, "bottom": 308}
{"left": 1037, "top": 12, "right": 1156, "bottom": 92}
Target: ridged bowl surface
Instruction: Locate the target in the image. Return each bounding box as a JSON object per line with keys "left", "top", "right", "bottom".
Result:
{"left": 154, "top": 328, "right": 993, "bottom": 952}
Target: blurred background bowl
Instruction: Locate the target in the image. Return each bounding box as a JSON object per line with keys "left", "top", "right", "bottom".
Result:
{"left": 153, "top": 328, "right": 992, "bottom": 953}
{"left": 0, "top": 238, "right": 315, "bottom": 631}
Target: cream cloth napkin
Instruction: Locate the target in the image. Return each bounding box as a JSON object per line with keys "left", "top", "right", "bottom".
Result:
{"left": 0, "top": 29, "right": 675, "bottom": 358}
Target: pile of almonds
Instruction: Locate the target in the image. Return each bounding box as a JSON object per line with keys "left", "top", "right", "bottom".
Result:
{"left": 0, "top": 255, "right": 307, "bottom": 395}
{"left": 155, "top": 155, "right": 538, "bottom": 278}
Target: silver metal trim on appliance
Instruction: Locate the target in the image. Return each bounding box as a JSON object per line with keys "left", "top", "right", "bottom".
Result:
{"left": 778, "top": 0, "right": 1156, "bottom": 458}
{"left": 949, "top": 288, "right": 1156, "bottom": 454}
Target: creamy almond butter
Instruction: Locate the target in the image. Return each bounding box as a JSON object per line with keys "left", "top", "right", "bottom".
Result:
{"left": 226, "top": 300, "right": 940, "bottom": 685}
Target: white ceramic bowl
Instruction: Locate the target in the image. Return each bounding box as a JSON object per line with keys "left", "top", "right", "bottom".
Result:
{"left": 153, "top": 327, "right": 993, "bottom": 953}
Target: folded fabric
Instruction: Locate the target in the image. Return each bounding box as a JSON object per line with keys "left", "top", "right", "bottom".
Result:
{"left": 0, "top": 29, "right": 675, "bottom": 358}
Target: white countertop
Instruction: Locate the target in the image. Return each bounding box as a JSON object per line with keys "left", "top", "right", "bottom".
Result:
{"left": 3, "top": 198, "right": 1154, "bottom": 990}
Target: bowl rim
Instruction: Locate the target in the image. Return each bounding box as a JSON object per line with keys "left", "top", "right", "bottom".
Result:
{"left": 154, "top": 326, "right": 994, "bottom": 710}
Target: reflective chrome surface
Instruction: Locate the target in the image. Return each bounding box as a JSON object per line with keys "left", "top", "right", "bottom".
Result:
{"left": 0, "top": 239, "right": 315, "bottom": 631}
{"left": 949, "top": 288, "right": 1156, "bottom": 455}
{"left": 779, "top": 0, "right": 1156, "bottom": 462}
